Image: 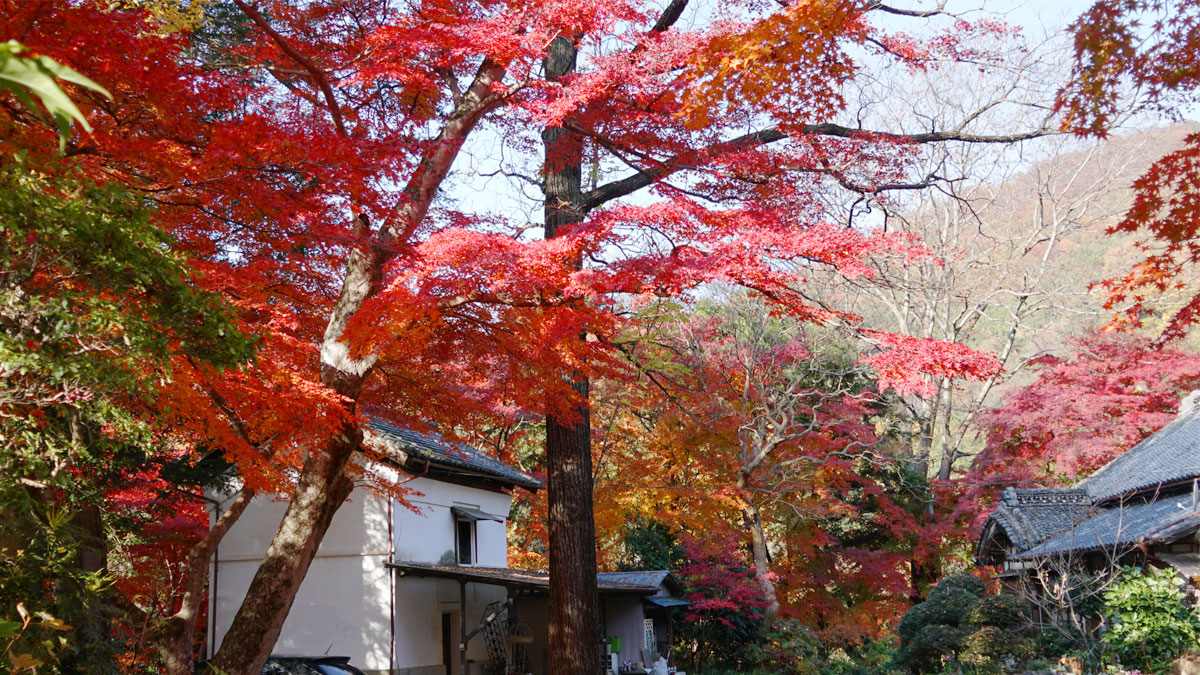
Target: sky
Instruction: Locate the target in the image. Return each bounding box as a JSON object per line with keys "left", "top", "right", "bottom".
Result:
{"left": 447, "top": 0, "right": 1107, "bottom": 229}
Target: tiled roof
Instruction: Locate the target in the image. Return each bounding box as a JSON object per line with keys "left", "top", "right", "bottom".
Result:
{"left": 386, "top": 562, "right": 679, "bottom": 594}
{"left": 1080, "top": 406, "right": 1200, "bottom": 503}
{"left": 1011, "top": 495, "right": 1200, "bottom": 560}
{"left": 366, "top": 420, "right": 542, "bottom": 492}
{"left": 597, "top": 571, "right": 671, "bottom": 592}
{"left": 984, "top": 487, "right": 1097, "bottom": 552}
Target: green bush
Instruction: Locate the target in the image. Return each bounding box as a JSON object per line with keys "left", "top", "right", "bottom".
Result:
{"left": 898, "top": 587, "right": 981, "bottom": 645}
{"left": 1101, "top": 566, "right": 1200, "bottom": 673}
{"left": 1033, "top": 629, "right": 1077, "bottom": 660}
{"left": 932, "top": 588, "right": 983, "bottom": 625}
{"left": 968, "top": 594, "right": 1027, "bottom": 628}
{"left": 959, "top": 625, "right": 1030, "bottom": 670}
{"left": 895, "top": 573, "right": 1033, "bottom": 673}
{"left": 928, "top": 573, "right": 986, "bottom": 601}
{"left": 900, "top": 624, "right": 966, "bottom": 673}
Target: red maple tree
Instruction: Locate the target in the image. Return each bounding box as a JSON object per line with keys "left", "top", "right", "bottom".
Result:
{"left": 960, "top": 330, "right": 1200, "bottom": 532}
{"left": 2, "top": 1, "right": 1052, "bottom": 672}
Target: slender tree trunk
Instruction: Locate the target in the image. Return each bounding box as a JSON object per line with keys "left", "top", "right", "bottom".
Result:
{"left": 172, "top": 29, "right": 507, "bottom": 672}
{"left": 160, "top": 489, "right": 254, "bottom": 675}
{"left": 208, "top": 233, "right": 386, "bottom": 675}
{"left": 543, "top": 33, "right": 601, "bottom": 675}
{"left": 207, "top": 433, "right": 357, "bottom": 675}
{"left": 740, "top": 497, "right": 779, "bottom": 631}
{"left": 911, "top": 414, "right": 933, "bottom": 480}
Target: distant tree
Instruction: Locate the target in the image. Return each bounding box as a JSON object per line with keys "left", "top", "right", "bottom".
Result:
{"left": 674, "top": 533, "right": 770, "bottom": 672}
{"left": 592, "top": 297, "right": 935, "bottom": 641}
{"left": 965, "top": 330, "right": 1200, "bottom": 502}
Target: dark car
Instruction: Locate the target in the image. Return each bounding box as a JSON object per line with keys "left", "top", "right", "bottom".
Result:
{"left": 262, "top": 655, "right": 367, "bottom": 675}
{"left": 196, "top": 655, "right": 367, "bottom": 675}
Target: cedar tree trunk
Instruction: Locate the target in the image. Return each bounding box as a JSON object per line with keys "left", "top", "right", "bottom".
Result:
{"left": 543, "top": 33, "right": 602, "bottom": 675}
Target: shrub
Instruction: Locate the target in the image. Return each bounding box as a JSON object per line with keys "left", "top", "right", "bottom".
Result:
{"left": 899, "top": 624, "right": 966, "bottom": 673}
{"left": 896, "top": 573, "right": 1030, "bottom": 673}
{"left": 1101, "top": 566, "right": 1200, "bottom": 673}
{"left": 929, "top": 573, "right": 986, "bottom": 601}
{"left": 968, "top": 594, "right": 1027, "bottom": 628}
{"left": 898, "top": 587, "right": 981, "bottom": 645}
{"left": 897, "top": 602, "right": 938, "bottom": 645}
{"left": 1033, "top": 629, "right": 1076, "bottom": 660}
{"left": 959, "top": 625, "right": 1030, "bottom": 669}
{"left": 932, "top": 588, "right": 983, "bottom": 625}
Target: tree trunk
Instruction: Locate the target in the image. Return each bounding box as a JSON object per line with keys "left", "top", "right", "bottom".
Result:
{"left": 182, "top": 26, "right": 506, "bottom": 672}
{"left": 543, "top": 33, "right": 601, "bottom": 675}
{"left": 910, "top": 414, "right": 933, "bottom": 480}
{"left": 160, "top": 489, "right": 254, "bottom": 675}
{"left": 208, "top": 233, "right": 385, "bottom": 675}
{"left": 740, "top": 498, "right": 779, "bottom": 631}
{"left": 207, "top": 433, "right": 357, "bottom": 675}
{"left": 546, "top": 377, "right": 601, "bottom": 675}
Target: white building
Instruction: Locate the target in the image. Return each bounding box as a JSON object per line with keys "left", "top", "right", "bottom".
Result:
{"left": 208, "top": 420, "right": 687, "bottom": 675}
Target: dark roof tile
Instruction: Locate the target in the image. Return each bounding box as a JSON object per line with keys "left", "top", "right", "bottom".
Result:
{"left": 1080, "top": 407, "right": 1200, "bottom": 503}
{"left": 366, "top": 420, "right": 542, "bottom": 492}
{"left": 1011, "top": 495, "right": 1200, "bottom": 560}
{"left": 985, "top": 487, "right": 1097, "bottom": 552}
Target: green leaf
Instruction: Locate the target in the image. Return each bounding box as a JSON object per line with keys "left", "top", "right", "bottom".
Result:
{"left": 0, "top": 40, "right": 111, "bottom": 151}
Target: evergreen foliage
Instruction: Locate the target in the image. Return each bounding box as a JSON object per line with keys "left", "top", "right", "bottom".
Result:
{"left": 1101, "top": 566, "right": 1200, "bottom": 672}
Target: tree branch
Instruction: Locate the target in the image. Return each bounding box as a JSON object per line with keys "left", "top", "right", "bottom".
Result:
{"left": 865, "top": 1, "right": 950, "bottom": 18}
{"left": 232, "top": 0, "right": 350, "bottom": 137}
{"left": 651, "top": 0, "right": 690, "bottom": 32}
{"left": 581, "top": 121, "right": 1054, "bottom": 211}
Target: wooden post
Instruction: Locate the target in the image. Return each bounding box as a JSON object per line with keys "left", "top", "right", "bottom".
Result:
{"left": 460, "top": 580, "right": 468, "bottom": 675}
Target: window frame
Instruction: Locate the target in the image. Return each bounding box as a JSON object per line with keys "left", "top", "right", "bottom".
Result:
{"left": 455, "top": 516, "right": 475, "bottom": 566}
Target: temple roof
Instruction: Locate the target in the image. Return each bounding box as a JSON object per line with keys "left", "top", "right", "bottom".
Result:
{"left": 982, "top": 487, "right": 1097, "bottom": 553}
{"left": 1011, "top": 495, "right": 1200, "bottom": 560}
{"left": 1080, "top": 406, "right": 1200, "bottom": 503}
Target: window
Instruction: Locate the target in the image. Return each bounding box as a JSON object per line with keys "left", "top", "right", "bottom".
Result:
{"left": 456, "top": 518, "right": 474, "bottom": 565}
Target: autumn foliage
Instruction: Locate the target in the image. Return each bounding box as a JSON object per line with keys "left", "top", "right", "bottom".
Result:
{"left": 961, "top": 330, "right": 1200, "bottom": 532}
{"left": 0, "top": 0, "right": 1079, "bottom": 672}
{"left": 1062, "top": 0, "right": 1200, "bottom": 340}
{"left": 584, "top": 305, "right": 926, "bottom": 647}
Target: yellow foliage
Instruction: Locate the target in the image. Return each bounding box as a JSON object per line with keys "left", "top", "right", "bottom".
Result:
{"left": 108, "top": 0, "right": 211, "bottom": 34}
{"left": 679, "top": 0, "right": 863, "bottom": 129}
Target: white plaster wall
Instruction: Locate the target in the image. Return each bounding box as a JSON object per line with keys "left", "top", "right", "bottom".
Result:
{"left": 209, "top": 472, "right": 517, "bottom": 674}
{"left": 209, "top": 488, "right": 394, "bottom": 670}
{"left": 391, "top": 578, "right": 440, "bottom": 668}
{"left": 392, "top": 476, "right": 512, "bottom": 566}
